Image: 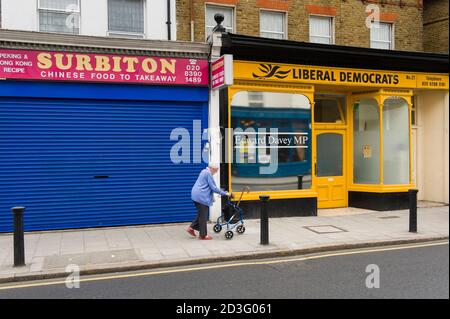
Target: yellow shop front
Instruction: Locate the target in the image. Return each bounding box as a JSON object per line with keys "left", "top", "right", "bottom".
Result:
{"left": 218, "top": 34, "right": 449, "bottom": 217}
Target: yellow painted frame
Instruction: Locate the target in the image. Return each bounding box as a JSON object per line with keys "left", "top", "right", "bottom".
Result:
{"left": 313, "top": 96, "right": 347, "bottom": 129}
{"left": 228, "top": 81, "right": 317, "bottom": 201}
{"left": 227, "top": 59, "right": 426, "bottom": 202}
{"left": 348, "top": 89, "right": 415, "bottom": 193}
{"left": 313, "top": 96, "right": 349, "bottom": 207}
{"left": 314, "top": 128, "right": 348, "bottom": 208}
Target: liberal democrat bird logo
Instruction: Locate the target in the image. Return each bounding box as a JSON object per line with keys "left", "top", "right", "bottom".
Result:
{"left": 252, "top": 64, "right": 291, "bottom": 79}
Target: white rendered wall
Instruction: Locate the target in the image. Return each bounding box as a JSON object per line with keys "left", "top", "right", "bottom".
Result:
{"left": 80, "top": 0, "right": 107, "bottom": 37}
{"left": 208, "top": 32, "right": 225, "bottom": 221}
{"left": 2, "top": 0, "right": 37, "bottom": 31}
{"left": 147, "top": 0, "right": 176, "bottom": 40}
{"left": 1, "top": 0, "right": 176, "bottom": 40}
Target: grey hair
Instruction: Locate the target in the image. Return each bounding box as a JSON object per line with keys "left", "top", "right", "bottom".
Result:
{"left": 208, "top": 163, "right": 219, "bottom": 169}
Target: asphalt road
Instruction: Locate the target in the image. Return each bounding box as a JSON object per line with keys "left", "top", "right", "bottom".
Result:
{"left": 0, "top": 241, "right": 448, "bottom": 299}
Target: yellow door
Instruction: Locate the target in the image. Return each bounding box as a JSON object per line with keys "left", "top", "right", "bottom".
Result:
{"left": 315, "top": 130, "right": 347, "bottom": 208}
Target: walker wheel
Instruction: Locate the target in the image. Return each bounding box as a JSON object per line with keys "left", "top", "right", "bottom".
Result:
{"left": 213, "top": 224, "right": 222, "bottom": 233}
{"left": 225, "top": 231, "right": 234, "bottom": 239}
{"left": 237, "top": 225, "right": 245, "bottom": 234}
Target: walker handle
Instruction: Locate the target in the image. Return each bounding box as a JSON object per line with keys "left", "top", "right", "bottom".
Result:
{"left": 236, "top": 186, "right": 250, "bottom": 207}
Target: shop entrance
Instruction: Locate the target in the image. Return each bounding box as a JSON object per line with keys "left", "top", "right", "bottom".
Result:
{"left": 314, "top": 95, "right": 348, "bottom": 208}
{"left": 315, "top": 130, "right": 347, "bottom": 208}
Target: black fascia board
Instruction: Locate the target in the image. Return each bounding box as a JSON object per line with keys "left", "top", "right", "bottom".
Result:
{"left": 220, "top": 33, "right": 449, "bottom": 73}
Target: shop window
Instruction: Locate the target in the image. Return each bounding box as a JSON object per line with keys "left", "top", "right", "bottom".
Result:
{"left": 353, "top": 98, "right": 380, "bottom": 184}
{"left": 383, "top": 97, "right": 410, "bottom": 184}
{"left": 231, "top": 91, "right": 312, "bottom": 192}
{"left": 411, "top": 96, "right": 417, "bottom": 126}
{"left": 370, "top": 22, "right": 394, "bottom": 50}
{"left": 309, "top": 16, "right": 334, "bottom": 44}
{"left": 260, "top": 11, "right": 286, "bottom": 40}
{"left": 108, "top": 0, "right": 145, "bottom": 38}
{"left": 248, "top": 91, "right": 264, "bottom": 107}
{"left": 205, "top": 5, "right": 234, "bottom": 39}
{"left": 38, "top": 0, "right": 80, "bottom": 34}
{"left": 314, "top": 98, "right": 345, "bottom": 123}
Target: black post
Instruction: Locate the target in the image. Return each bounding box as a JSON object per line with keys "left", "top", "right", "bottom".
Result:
{"left": 297, "top": 175, "right": 303, "bottom": 190}
{"left": 260, "top": 195, "right": 270, "bottom": 245}
{"left": 12, "top": 206, "right": 26, "bottom": 267}
{"left": 409, "top": 189, "right": 418, "bottom": 233}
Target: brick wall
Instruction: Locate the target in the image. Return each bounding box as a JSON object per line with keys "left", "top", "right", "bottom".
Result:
{"left": 423, "top": 0, "right": 449, "bottom": 53}
{"left": 176, "top": 0, "right": 424, "bottom": 52}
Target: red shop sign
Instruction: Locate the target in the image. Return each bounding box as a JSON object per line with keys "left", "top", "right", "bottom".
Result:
{"left": 0, "top": 49, "right": 209, "bottom": 86}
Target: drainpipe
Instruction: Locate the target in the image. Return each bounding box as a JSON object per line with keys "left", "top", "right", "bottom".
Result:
{"left": 166, "top": 0, "right": 172, "bottom": 40}
{"left": 190, "top": 0, "right": 195, "bottom": 41}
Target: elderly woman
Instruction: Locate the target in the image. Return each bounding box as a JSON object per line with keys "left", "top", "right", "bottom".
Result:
{"left": 187, "top": 164, "right": 231, "bottom": 240}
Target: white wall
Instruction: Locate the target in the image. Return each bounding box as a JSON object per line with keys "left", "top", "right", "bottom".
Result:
{"left": 81, "top": 0, "right": 108, "bottom": 37}
{"left": 416, "top": 90, "right": 449, "bottom": 204}
{"left": 1, "top": 0, "right": 176, "bottom": 40}
{"left": 147, "top": 0, "right": 176, "bottom": 40}
{"left": 2, "top": 0, "right": 37, "bottom": 31}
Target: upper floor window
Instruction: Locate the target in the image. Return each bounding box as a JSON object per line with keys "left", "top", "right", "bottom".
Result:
{"left": 370, "top": 22, "right": 394, "bottom": 50}
{"left": 260, "top": 11, "right": 286, "bottom": 39}
{"left": 108, "top": 0, "right": 145, "bottom": 38}
{"left": 205, "top": 5, "right": 234, "bottom": 39}
{"left": 38, "top": 0, "right": 80, "bottom": 34}
{"left": 309, "top": 16, "right": 333, "bottom": 44}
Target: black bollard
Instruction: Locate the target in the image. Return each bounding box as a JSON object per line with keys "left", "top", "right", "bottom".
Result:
{"left": 259, "top": 195, "right": 270, "bottom": 245}
{"left": 409, "top": 189, "right": 418, "bottom": 233}
{"left": 12, "top": 206, "right": 26, "bottom": 267}
{"left": 297, "top": 175, "right": 303, "bottom": 190}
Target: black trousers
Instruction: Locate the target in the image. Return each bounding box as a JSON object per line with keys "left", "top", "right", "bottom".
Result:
{"left": 191, "top": 201, "right": 209, "bottom": 237}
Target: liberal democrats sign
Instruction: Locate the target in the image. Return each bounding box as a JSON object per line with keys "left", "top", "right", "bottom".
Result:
{"left": 237, "top": 61, "right": 449, "bottom": 89}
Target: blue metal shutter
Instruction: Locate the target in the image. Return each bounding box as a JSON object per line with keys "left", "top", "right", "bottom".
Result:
{"left": 0, "top": 97, "right": 206, "bottom": 232}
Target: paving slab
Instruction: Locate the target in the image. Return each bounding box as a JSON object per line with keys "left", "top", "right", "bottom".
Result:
{"left": 0, "top": 205, "right": 448, "bottom": 284}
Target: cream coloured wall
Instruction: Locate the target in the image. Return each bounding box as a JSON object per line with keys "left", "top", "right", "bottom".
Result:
{"left": 416, "top": 90, "right": 449, "bottom": 204}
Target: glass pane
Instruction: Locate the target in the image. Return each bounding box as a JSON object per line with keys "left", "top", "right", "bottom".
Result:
{"left": 314, "top": 99, "right": 343, "bottom": 123}
{"left": 260, "top": 11, "right": 284, "bottom": 35}
{"left": 40, "top": 0, "right": 78, "bottom": 10}
{"left": 317, "top": 133, "right": 343, "bottom": 177}
{"left": 371, "top": 22, "right": 391, "bottom": 41}
{"left": 310, "top": 16, "right": 332, "bottom": 43}
{"left": 370, "top": 41, "right": 391, "bottom": 50}
{"left": 206, "top": 6, "right": 233, "bottom": 32}
{"left": 108, "top": 0, "right": 144, "bottom": 33}
{"left": 231, "top": 91, "right": 312, "bottom": 192}
{"left": 383, "top": 97, "right": 410, "bottom": 184}
{"left": 370, "top": 22, "right": 391, "bottom": 49}
{"left": 310, "top": 36, "right": 332, "bottom": 44}
{"left": 39, "top": 11, "right": 79, "bottom": 34}
{"left": 353, "top": 98, "right": 380, "bottom": 184}
{"left": 260, "top": 31, "right": 284, "bottom": 39}
{"left": 411, "top": 96, "right": 417, "bottom": 126}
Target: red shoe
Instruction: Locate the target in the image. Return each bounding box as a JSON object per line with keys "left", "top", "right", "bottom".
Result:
{"left": 199, "top": 235, "right": 212, "bottom": 240}
{"left": 186, "top": 227, "right": 196, "bottom": 237}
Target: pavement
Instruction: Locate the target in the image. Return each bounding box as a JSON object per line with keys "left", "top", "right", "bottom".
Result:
{"left": 0, "top": 204, "right": 448, "bottom": 284}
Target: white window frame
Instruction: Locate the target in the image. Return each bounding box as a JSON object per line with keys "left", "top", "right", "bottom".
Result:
{"left": 309, "top": 15, "right": 335, "bottom": 45}
{"left": 37, "top": 0, "right": 81, "bottom": 34}
{"left": 248, "top": 91, "right": 264, "bottom": 107}
{"left": 205, "top": 3, "right": 235, "bottom": 40}
{"left": 107, "top": 0, "right": 146, "bottom": 39}
{"left": 259, "top": 9, "right": 287, "bottom": 40}
{"left": 370, "top": 21, "right": 395, "bottom": 50}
